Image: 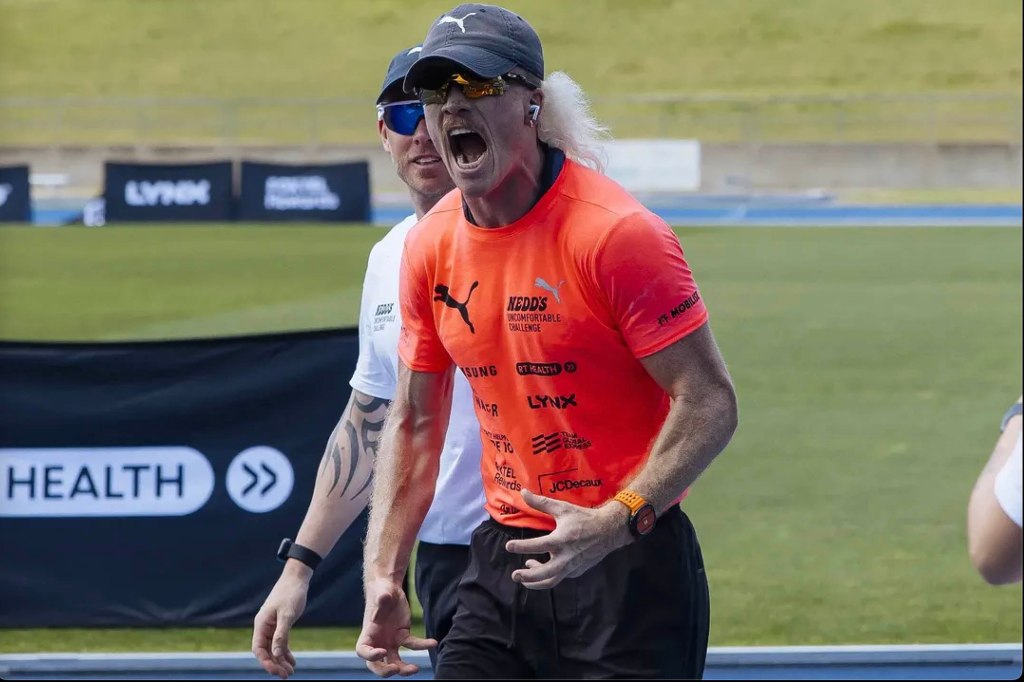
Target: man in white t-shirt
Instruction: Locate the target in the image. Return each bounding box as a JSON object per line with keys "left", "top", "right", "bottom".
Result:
{"left": 968, "top": 395, "right": 1022, "bottom": 585}
{"left": 252, "top": 46, "right": 486, "bottom": 679}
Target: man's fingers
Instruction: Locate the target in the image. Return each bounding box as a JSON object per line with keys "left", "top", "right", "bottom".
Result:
{"left": 263, "top": 663, "right": 286, "bottom": 679}
{"left": 505, "top": 535, "right": 555, "bottom": 555}
{"left": 356, "top": 642, "right": 389, "bottom": 662}
{"left": 367, "top": 660, "right": 401, "bottom": 678}
{"left": 515, "top": 554, "right": 567, "bottom": 589}
{"left": 519, "top": 575, "right": 564, "bottom": 590}
{"left": 254, "top": 636, "right": 290, "bottom": 677}
{"left": 252, "top": 608, "right": 276, "bottom": 657}
{"left": 252, "top": 644, "right": 272, "bottom": 663}
{"left": 257, "top": 658, "right": 289, "bottom": 680}
{"left": 272, "top": 654, "right": 295, "bottom": 679}
{"left": 368, "top": 647, "right": 407, "bottom": 679}
{"left": 519, "top": 488, "right": 571, "bottom": 515}
{"left": 254, "top": 653, "right": 281, "bottom": 676}
{"left": 271, "top": 615, "right": 294, "bottom": 658}
{"left": 396, "top": 661, "right": 422, "bottom": 676}
{"left": 401, "top": 635, "right": 438, "bottom": 651}
{"left": 361, "top": 639, "right": 429, "bottom": 677}
{"left": 388, "top": 652, "right": 421, "bottom": 678}
{"left": 512, "top": 555, "right": 563, "bottom": 587}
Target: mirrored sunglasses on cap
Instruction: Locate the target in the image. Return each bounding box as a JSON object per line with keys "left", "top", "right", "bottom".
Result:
{"left": 418, "top": 72, "right": 539, "bottom": 105}
{"left": 376, "top": 100, "right": 425, "bottom": 136}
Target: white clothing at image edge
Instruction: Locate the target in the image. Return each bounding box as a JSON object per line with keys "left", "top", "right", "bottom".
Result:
{"left": 349, "top": 214, "right": 488, "bottom": 546}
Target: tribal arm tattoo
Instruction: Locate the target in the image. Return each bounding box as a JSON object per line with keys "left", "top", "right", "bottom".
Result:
{"left": 323, "top": 390, "right": 390, "bottom": 500}
{"left": 288, "top": 391, "right": 392, "bottom": 562}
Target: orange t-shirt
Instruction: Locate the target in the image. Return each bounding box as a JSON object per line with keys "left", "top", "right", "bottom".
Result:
{"left": 399, "top": 159, "right": 708, "bottom": 531}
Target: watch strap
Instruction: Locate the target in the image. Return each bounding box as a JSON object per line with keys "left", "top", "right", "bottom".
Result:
{"left": 613, "top": 490, "right": 647, "bottom": 514}
{"left": 277, "top": 538, "right": 323, "bottom": 571}
{"left": 614, "top": 490, "right": 657, "bottom": 538}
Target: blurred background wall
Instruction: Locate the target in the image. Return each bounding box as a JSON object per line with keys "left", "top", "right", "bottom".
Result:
{"left": 0, "top": 0, "right": 1020, "bottom": 208}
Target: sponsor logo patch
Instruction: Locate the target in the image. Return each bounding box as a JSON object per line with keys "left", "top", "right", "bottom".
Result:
{"left": 530, "top": 432, "right": 591, "bottom": 455}
{"left": 657, "top": 291, "right": 701, "bottom": 327}
{"left": 527, "top": 394, "right": 577, "bottom": 410}
{"left": 515, "top": 361, "right": 577, "bottom": 377}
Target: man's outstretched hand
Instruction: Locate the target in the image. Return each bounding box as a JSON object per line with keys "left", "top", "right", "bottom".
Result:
{"left": 356, "top": 580, "right": 436, "bottom": 677}
{"left": 505, "top": 489, "right": 632, "bottom": 590}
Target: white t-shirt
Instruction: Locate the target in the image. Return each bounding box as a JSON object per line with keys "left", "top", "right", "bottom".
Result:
{"left": 350, "top": 214, "right": 487, "bottom": 545}
{"left": 994, "top": 432, "right": 1023, "bottom": 528}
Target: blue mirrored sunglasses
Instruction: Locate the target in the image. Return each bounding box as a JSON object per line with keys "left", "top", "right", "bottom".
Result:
{"left": 377, "top": 100, "right": 425, "bottom": 136}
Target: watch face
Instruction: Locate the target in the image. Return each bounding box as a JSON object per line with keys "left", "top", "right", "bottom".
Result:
{"left": 634, "top": 505, "right": 656, "bottom": 536}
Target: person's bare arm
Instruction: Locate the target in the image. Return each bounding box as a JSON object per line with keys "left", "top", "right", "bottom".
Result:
{"left": 289, "top": 390, "right": 390, "bottom": 556}
{"left": 253, "top": 388, "right": 389, "bottom": 679}
{"left": 357, "top": 361, "right": 454, "bottom": 676}
{"left": 625, "top": 322, "right": 738, "bottom": 513}
{"left": 364, "top": 362, "right": 453, "bottom": 584}
{"left": 508, "top": 322, "right": 737, "bottom": 589}
{"left": 967, "top": 410, "right": 1022, "bottom": 585}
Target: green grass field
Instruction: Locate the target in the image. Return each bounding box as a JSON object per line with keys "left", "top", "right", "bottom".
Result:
{"left": 0, "top": 0, "right": 1020, "bottom": 143}
{"left": 0, "top": 224, "right": 1021, "bottom": 653}
{"left": 0, "top": 226, "right": 382, "bottom": 341}
{"left": 3, "top": 0, "right": 1019, "bottom": 98}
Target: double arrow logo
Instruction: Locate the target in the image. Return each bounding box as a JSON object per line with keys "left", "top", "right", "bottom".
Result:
{"left": 226, "top": 446, "right": 294, "bottom": 513}
{"left": 241, "top": 461, "right": 278, "bottom": 496}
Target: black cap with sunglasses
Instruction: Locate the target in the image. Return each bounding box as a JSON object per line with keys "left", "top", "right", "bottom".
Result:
{"left": 404, "top": 3, "right": 544, "bottom": 92}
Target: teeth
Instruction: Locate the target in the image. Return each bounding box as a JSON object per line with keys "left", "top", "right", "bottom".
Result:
{"left": 449, "top": 128, "right": 474, "bottom": 136}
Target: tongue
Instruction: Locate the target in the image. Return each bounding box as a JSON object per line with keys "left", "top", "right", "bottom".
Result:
{"left": 458, "top": 133, "right": 487, "bottom": 165}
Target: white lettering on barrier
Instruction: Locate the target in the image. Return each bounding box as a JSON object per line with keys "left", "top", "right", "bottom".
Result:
{"left": 125, "top": 180, "right": 212, "bottom": 207}
{"left": 264, "top": 176, "right": 340, "bottom": 211}
{"left": 0, "top": 183, "right": 12, "bottom": 207}
{"left": 0, "top": 447, "right": 215, "bottom": 517}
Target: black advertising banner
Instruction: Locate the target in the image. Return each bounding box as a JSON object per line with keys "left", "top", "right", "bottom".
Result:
{"left": 103, "top": 161, "right": 234, "bottom": 222}
{"left": 239, "top": 161, "right": 371, "bottom": 222}
{"left": 0, "top": 165, "right": 31, "bottom": 223}
{"left": 0, "top": 329, "right": 365, "bottom": 627}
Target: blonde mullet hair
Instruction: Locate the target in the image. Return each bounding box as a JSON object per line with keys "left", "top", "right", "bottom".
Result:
{"left": 536, "top": 71, "right": 611, "bottom": 173}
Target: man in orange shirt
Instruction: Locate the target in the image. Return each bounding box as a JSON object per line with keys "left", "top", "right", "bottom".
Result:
{"left": 357, "top": 4, "right": 738, "bottom": 678}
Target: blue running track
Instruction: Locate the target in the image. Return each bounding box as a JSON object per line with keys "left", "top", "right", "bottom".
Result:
{"left": 2, "top": 645, "right": 1021, "bottom": 680}
{"left": 26, "top": 201, "right": 1024, "bottom": 227}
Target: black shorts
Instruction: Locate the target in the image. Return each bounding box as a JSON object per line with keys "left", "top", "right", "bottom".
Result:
{"left": 415, "top": 541, "right": 472, "bottom": 668}
{"left": 435, "top": 506, "right": 710, "bottom": 679}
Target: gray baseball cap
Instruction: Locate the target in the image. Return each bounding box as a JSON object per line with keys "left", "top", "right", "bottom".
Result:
{"left": 377, "top": 45, "right": 425, "bottom": 104}
{"left": 403, "top": 3, "right": 544, "bottom": 91}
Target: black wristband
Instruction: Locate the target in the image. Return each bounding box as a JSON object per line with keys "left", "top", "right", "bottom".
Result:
{"left": 276, "top": 538, "right": 323, "bottom": 571}
{"left": 1000, "top": 401, "right": 1023, "bottom": 433}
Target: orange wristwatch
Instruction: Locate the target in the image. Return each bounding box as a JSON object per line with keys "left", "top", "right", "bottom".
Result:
{"left": 613, "top": 490, "right": 657, "bottom": 538}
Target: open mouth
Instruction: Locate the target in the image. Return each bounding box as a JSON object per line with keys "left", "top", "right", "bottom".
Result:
{"left": 448, "top": 128, "right": 488, "bottom": 169}
{"left": 411, "top": 155, "right": 441, "bottom": 167}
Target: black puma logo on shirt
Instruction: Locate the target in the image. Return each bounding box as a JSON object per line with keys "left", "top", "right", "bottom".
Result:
{"left": 434, "top": 281, "right": 479, "bottom": 334}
